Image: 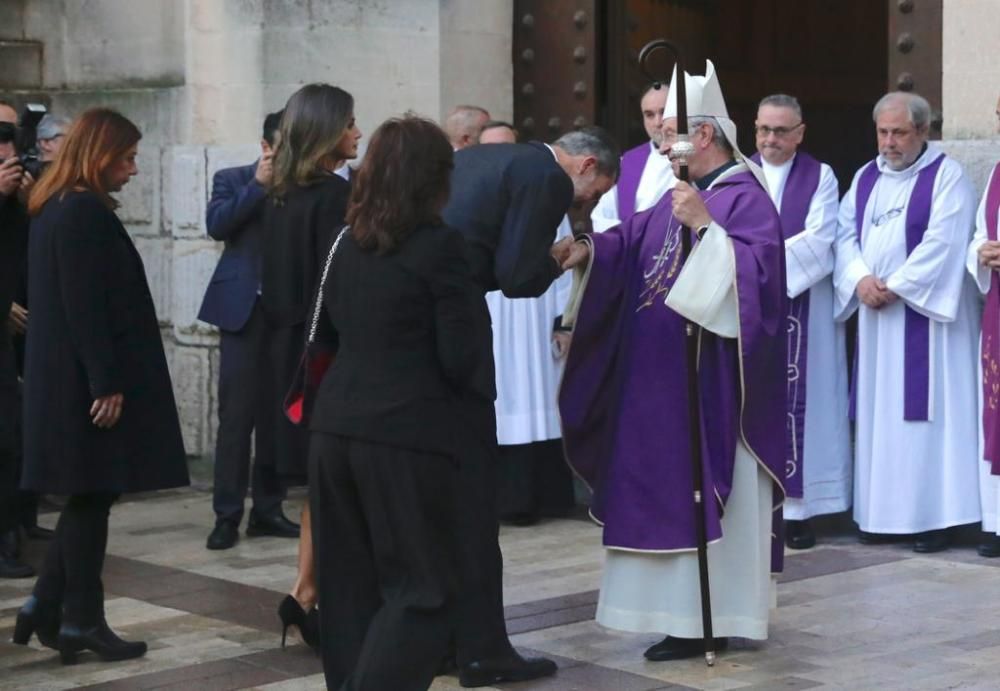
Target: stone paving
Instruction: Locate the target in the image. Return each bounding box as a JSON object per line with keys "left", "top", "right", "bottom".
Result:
{"left": 2, "top": 489, "right": 1000, "bottom": 690}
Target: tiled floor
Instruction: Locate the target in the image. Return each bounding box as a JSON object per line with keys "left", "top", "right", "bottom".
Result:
{"left": 2, "top": 491, "right": 1000, "bottom": 690}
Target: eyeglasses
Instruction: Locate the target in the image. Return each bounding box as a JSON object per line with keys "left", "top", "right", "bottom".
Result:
{"left": 872, "top": 207, "right": 904, "bottom": 226}
{"left": 754, "top": 123, "right": 803, "bottom": 138}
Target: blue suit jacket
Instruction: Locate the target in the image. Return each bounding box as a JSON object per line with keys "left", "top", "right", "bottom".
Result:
{"left": 197, "top": 163, "right": 267, "bottom": 332}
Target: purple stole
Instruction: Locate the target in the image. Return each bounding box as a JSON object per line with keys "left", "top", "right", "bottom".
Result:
{"left": 751, "top": 152, "right": 821, "bottom": 499}
{"left": 853, "top": 153, "right": 946, "bottom": 422}
{"left": 615, "top": 143, "right": 652, "bottom": 223}
{"left": 980, "top": 163, "right": 1000, "bottom": 475}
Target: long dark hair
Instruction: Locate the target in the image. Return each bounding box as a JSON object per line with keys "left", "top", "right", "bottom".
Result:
{"left": 269, "top": 83, "right": 353, "bottom": 201}
{"left": 347, "top": 116, "right": 453, "bottom": 254}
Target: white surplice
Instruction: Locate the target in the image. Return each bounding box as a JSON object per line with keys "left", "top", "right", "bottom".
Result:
{"left": 596, "top": 176, "right": 774, "bottom": 639}
{"left": 486, "top": 218, "right": 572, "bottom": 445}
{"left": 760, "top": 156, "right": 852, "bottom": 520}
{"left": 966, "top": 163, "right": 1000, "bottom": 534}
{"left": 590, "top": 141, "right": 676, "bottom": 233}
{"left": 834, "top": 144, "right": 981, "bottom": 534}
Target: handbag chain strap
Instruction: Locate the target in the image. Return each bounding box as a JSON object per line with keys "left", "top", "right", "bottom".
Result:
{"left": 307, "top": 226, "right": 349, "bottom": 344}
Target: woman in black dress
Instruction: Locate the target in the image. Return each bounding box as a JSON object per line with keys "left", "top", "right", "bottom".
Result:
{"left": 260, "top": 83, "right": 361, "bottom": 645}
{"left": 12, "top": 108, "right": 188, "bottom": 664}
{"left": 309, "top": 116, "right": 482, "bottom": 690}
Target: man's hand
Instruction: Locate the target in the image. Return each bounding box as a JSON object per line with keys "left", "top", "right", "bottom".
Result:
{"left": 671, "top": 181, "right": 712, "bottom": 230}
{"left": 90, "top": 393, "right": 124, "bottom": 429}
{"left": 17, "top": 171, "right": 35, "bottom": 204}
{"left": 550, "top": 236, "right": 575, "bottom": 268}
{"left": 552, "top": 331, "right": 572, "bottom": 360}
{"left": 8, "top": 303, "right": 27, "bottom": 335}
{"left": 255, "top": 152, "right": 274, "bottom": 186}
{"left": 857, "top": 275, "right": 895, "bottom": 309}
{"left": 980, "top": 240, "right": 1000, "bottom": 269}
{"left": 0, "top": 158, "right": 22, "bottom": 197}
{"left": 561, "top": 239, "right": 591, "bottom": 271}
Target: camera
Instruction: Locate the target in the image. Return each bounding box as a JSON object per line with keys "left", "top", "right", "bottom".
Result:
{"left": 0, "top": 103, "right": 48, "bottom": 179}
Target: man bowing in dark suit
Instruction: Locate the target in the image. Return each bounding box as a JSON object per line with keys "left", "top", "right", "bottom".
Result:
{"left": 200, "top": 111, "right": 300, "bottom": 550}
{"left": 442, "top": 126, "right": 619, "bottom": 687}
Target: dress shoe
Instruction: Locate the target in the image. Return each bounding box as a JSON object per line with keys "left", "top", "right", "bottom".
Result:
{"left": 978, "top": 533, "right": 1000, "bottom": 558}
{"left": 644, "top": 636, "right": 729, "bottom": 661}
{"left": 785, "top": 519, "right": 816, "bottom": 550}
{"left": 206, "top": 521, "right": 239, "bottom": 550}
{"left": 277, "top": 594, "right": 320, "bottom": 650}
{"left": 23, "top": 524, "right": 55, "bottom": 540}
{"left": 12, "top": 595, "right": 61, "bottom": 648}
{"left": 500, "top": 512, "right": 539, "bottom": 527}
{"left": 458, "top": 649, "right": 557, "bottom": 687}
{"left": 1, "top": 528, "right": 20, "bottom": 559}
{"left": 0, "top": 556, "right": 34, "bottom": 579}
{"left": 247, "top": 512, "right": 300, "bottom": 538}
{"left": 858, "top": 530, "right": 894, "bottom": 545}
{"left": 58, "top": 619, "right": 147, "bottom": 665}
{"left": 913, "top": 528, "right": 950, "bottom": 553}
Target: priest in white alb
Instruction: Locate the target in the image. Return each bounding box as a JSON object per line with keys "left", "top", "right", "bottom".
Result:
{"left": 834, "top": 91, "right": 981, "bottom": 553}
{"left": 751, "top": 94, "right": 851, "bottom": 550}
{"left": 590, "top": 83, "right": 675, "bottom": 233}
{"left": 560, "top": 61, "right": 786, "bottom": 662}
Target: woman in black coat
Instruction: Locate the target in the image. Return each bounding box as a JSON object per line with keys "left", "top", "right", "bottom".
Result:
{"left": 260, "top": 83, "right": 361, "bottom": 646}
{"left": 12, "top": 108, "right": 188, "bottom": 664}
{"left": 309, "top": 116, "right": 483, "bottom": 690}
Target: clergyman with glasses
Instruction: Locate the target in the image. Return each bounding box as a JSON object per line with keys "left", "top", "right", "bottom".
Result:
{"left": 833, "top": 91, "right": 981, "bottom": 554}
{"left": 750, "top": 94, "right": 851, "bottom": 551}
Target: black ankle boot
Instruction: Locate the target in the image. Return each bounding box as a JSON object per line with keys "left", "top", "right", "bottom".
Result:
{"left": 57, "top": 619, "right": 147, "bottom": 665}
{"left": 12, "top": 595, "right": 61, "bottom": 649}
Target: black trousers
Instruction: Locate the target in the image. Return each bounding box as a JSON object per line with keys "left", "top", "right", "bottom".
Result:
{"left": 310, "top": 433, "right": 456, "bottom": 691}
{"left": 453, "top": 396, "right": 512, "bottom": 665}
{"left": 0, "top": 340, "right": 18, "bottom": 536}
{"left": 497, "top": 439, "right": 576, "bottom": 520}
{"left": 33, "top": 493, "right": 119, "bottom": 625}
{"left": 212, "top": 302, "right": 284, "bottom": 524}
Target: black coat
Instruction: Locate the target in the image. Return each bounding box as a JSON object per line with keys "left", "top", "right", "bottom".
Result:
{"left": 260, "top": 175, "right": 350, "bottom": 327}
{"left": 309, "top": 224, "right": 484, "bottom": 457}
{"left": 441, "top": 142, "right": 574, "bottom": 400}
{"left": 21, "top": 190, "right": 188, "bottom": 495}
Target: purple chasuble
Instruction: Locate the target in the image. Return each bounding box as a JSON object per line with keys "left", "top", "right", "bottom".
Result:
{"left": 852, "top": 153, "right": 945, "bottom": 421}
{"left": 981, "top": 163, "right": 1000, "bottom": 475}
{"left": 560, "top": 168, "right": 787, "bottom": 571}
{"left": 615, "top": 143, "right": 652, "bottom": 224}
{"left": 751, "top": 152, "right": 822, "bottom": 498}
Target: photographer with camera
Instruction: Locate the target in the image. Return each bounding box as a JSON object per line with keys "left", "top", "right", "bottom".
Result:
{"left": 0, "top": 99, "right": 35, "bottom": 578}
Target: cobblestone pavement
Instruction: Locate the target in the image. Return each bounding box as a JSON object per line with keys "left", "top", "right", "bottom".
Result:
{"left": 2, "top": 489, "right": 1000, "bottom": 690}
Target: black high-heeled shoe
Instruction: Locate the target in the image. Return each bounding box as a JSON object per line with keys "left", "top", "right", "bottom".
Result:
{"left": 57, "top": 619, "right": 147, "bottom": 665}
{"left": 12, "top": 595, "right": 61, "bottom": 649}
{"left": 278, "top": 595, "right": 320, "bottom": 650}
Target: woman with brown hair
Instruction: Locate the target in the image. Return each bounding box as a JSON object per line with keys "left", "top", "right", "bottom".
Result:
{"left": 307, "top": 116, "right": 482, "bottom": 690}
{"left": 260, "top": 83, "right": 361, "bottom": 648}
{"left": 11, "top": 108, "right": 188, "bottom": 664}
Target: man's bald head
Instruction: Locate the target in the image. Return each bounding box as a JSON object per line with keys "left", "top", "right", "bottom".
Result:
{"left": 444, "top": 105, "right": 490, "bottom": 150}
{"left": 0, "top": 100, "right": 16, "bottom": 124}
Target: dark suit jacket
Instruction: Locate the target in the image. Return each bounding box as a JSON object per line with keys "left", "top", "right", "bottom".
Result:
{"left": 197, "top": 162, "right": 266, "bottom": 332}
{"left": 260, "top": 176, "right": 350, "bottom": 327}
{"left": 441, "top": 141, "right": 574, "bottom": 399}
{"left": 22, "top": 190, "right": 188, "bottom": 495}
{"left": 309, "top": 224, "right": 484, "bottom": 457}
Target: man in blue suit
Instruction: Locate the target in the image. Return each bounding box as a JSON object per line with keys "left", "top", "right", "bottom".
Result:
{"left": 200, "top": 111, "right": 299, "bottom": 550}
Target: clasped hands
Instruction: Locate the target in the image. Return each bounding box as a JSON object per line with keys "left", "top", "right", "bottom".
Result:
{"left": 978, "top": 240, "right": 1000, "bottom": 271}
{"left": 856, "top": 275, "right": 897, "bottom": 309}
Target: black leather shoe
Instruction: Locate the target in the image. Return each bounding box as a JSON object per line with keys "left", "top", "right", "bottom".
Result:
{"left": 247, "top": 512, "right": 300, "bottom": 539}
{"left": 858, "top": 530, "right": 894, "bottom": 545}
{"left": 0, "top": 556, "right": 34, "bottom": 579}
{"left": 12, "top": 595, "right": 61, "bottom": 648}
{"left": 277, "top": 595, "right": 320, "bottom": 651}
{"left": 57, "top": 619, "right": 147, "bottom": 665}
{"left": 458, "top": 650, "right": 557, "bottom": 687}
{"left": 785, "top": 519, "right": 816, "bottom": 550}
{"left": 913, "top": 528, "right": 950, "bottom": 553}
{"left": 206, "top": 521, "right": 239, "bottom": 550}
{"left": 644, "top": 636, "right": 729, "bottom": 661}
{"left": 500, "top": 512, "right": 540, "bottom": 527}
{"left": 23, "top": 525, "right": 55, "bottom": 540}
{"left": 978, "top": 533, "right": 1000, "bottom": 558}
